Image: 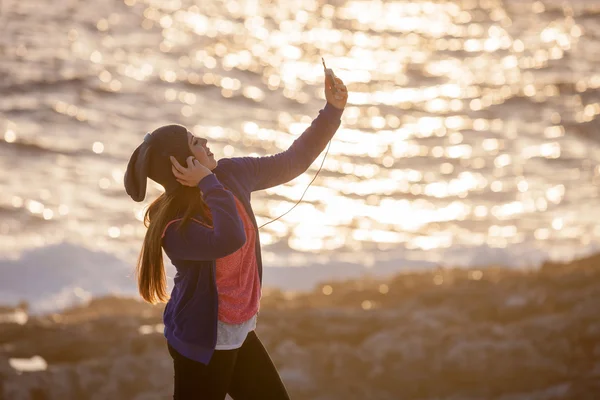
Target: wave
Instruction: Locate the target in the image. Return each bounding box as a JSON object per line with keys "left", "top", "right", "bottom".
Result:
{"left": 0, "top": 77, "right": 87, "bottom": 93}
{"left": 0, "top": 242, "right": 140, "bottom": 314}
{"left": 0, "top": 138, "right": 71, "bottom": 156}
{"left": 0, "top": 137, "right": 118, "bottom": 160}
{"left": 1, "top": 239, "right": 598, "bottom": 314}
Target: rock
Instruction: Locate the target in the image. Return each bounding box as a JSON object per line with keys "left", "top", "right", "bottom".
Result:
{"left": 2, "top": 251, "right": 600, "bottom": 399}
{"left": 504, "top": 294, "right": 528, "bottom": 308}
{"left": 361, "top": 328, "right": 427, "bottom": 365}
{"left": 278, "top": 367, "right": 313, "bottom": 389}
{"left": 272, "top": 339, "right": 315, "bottom": 391}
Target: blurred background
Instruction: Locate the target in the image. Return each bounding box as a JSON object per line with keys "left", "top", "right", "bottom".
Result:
{"left": 1, "top": 0, "right": 599, "bottom": 399}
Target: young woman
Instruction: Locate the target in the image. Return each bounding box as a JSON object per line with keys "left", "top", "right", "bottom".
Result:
{"left": 124, "top": 71, "right": 347, "bottom": 399}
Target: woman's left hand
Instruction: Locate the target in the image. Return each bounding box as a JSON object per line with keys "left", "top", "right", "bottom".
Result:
{"left": 325, "top": 73, "right": 348, "bottom": 110}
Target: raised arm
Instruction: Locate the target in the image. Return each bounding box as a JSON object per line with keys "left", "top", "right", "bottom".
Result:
{"left": 162, "top": 174, "right": 246, "bottom": 261}
{"left": 228, "top": 71, "right": 347, "bottom": 192}
{"left": 233, "top": 102, "right": 344, "bottom": 192}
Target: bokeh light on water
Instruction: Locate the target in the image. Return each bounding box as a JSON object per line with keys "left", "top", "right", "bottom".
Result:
{"left": 0, "top": 0, "right": 599, "bottom": 274}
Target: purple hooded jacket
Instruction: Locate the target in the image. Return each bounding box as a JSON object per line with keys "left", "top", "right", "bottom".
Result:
{"left": 161, "top": 103, "right": 343, "bottom": 364}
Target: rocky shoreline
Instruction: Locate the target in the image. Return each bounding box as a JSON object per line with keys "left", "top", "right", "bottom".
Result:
{"left": 1, "top": 254, "right": 600, "bottom": 400}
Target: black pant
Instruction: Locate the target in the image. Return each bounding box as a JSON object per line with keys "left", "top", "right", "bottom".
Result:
{"left": 167, "top": 331, "right": 291, "bottom": 400}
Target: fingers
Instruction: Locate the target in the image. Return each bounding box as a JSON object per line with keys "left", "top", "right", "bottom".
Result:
{"left": 186, "top": 156, "right": 195, "bottom": 169}
{"left": 332, "top": 79, "right": 348, "bottom": 101}
{"left": 335, "top": 87, "right": 348, "bottom": 96}
{"left": 325, "top": 77, "right": 334, "bottom": 91}
{"left": 170, "top": 156, "right": 186, "bottom": 174}
{"left": 172, "top": 165, "right": 185, "bottom": 179}
{"left": 334, "top": 78, "right": 347, "bottom": 92}
{"left": 170, "top": 156, "right": 201, "bottom": 187}
{"left": 324, "top": 69, "right": 335, "bottom": 86}
{"left": 171, "top": 156, "right": 187, "bottom": 180}
{"left": 325, "top": 73, "right": 347, "bottom": 95}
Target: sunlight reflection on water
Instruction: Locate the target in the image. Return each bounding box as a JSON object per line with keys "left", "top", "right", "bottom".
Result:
{"left": 0, "top": 0, "right": 599, "bottom": 272}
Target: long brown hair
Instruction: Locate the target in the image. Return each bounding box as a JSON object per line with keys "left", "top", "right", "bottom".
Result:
{"left": 136, "top": 186, "right": 213, "bottom": 304}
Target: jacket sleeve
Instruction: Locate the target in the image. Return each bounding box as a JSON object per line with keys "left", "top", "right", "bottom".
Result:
{"left": 229, "top": 102, "right": 343, "bottom": 192}
{"left": 161, "top": 174, "right": 246, "bottom": 261}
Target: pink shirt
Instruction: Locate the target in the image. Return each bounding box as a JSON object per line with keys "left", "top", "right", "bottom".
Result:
{"left": 215, "top": 193, "right": 261, "bottom": 324}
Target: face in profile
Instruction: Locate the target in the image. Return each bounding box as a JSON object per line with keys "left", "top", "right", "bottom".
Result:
{"left": 187, "top": 131, "right": 218, "bottom": 170}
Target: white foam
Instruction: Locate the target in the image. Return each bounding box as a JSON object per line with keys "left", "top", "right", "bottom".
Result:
{"left": 9, "top": 355, "right": 47, "bottom": 372}
{"left": 0, "top": 242, "right": 138, "bottom": 314}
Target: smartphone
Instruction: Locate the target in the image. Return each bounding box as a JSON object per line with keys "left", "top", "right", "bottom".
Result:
{"left": 322, "top": 57, "right": 337, "bottom": 93}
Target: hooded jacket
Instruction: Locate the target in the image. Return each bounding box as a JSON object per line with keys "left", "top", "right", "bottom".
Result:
{"left": 161, "top": 103, "right": 343, "bottom": 364}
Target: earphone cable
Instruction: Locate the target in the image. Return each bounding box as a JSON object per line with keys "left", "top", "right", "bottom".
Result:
{"left": 257, "top": 139, "right": 332, "bottom": 230}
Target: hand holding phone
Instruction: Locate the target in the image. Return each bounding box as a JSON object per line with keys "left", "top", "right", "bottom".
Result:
{"left": 321, "top": 57, "right": 348, "bottom": 109}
